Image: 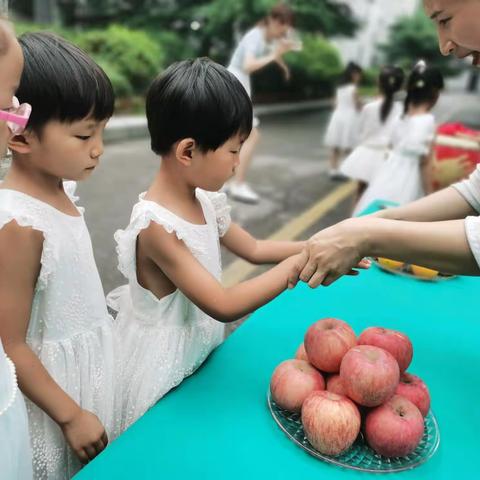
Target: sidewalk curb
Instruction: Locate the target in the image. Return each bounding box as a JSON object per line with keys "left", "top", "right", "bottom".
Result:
{"left": 104, "top": 99, "right": 333, "bottom": 144}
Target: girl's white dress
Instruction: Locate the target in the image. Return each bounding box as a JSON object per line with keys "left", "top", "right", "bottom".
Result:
{"left": 0, "top": 188, "right": 117, "bottom": 480}
{"left": 340, "top": 99, "right": 402, "bottom": 182}
{"left": 0, "top": 340, "right": 33, "bottom": 480}
{"left": 324, "top": 83, "right": 359, "bottom": 150}
{"left": 353, "top": 113, "right": 436, "bottom": 215}
{"left": 107, "top": 189, "right": 227, "bottom": 432}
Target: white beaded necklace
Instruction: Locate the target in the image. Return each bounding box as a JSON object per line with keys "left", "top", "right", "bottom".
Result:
{"left": 0, "top": 356, "right": 18, "bottom": 416}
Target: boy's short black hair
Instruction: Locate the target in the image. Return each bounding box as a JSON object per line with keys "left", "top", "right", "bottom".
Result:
{"left": 17, "top": 32, "right": 114, "bottom": 133}
{"left": 146, "top": 58, "right": 253, "bottom": 155}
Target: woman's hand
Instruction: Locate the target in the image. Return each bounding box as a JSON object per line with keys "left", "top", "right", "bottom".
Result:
{"left": 288, "top": 218, "right": 371, "bottom": 288}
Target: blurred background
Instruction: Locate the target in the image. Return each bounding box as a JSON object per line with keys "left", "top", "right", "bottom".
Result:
{"left": 1, "top": 0, "right": 480, "bottom": 299}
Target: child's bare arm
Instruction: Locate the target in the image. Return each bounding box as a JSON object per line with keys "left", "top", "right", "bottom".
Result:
{"left": 220, "top": 223, "right": 305, "bottom": 264}
{"left": 0, "top": 221, "right": 107, "bottom": 463}
{"left": 141, "top": 222, "right": 301, "bottom": 323}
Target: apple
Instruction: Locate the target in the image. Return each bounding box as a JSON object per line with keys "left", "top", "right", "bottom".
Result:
{"left": 326, "top": 374, "right": 347, "bottom": 396}
{"left": 295, "top": 343, "right": 308, "bottom": 362}
{"left": 364, "top": 395, "right": 424, "bottom": 457}
{"left": 270, "top": 359, "right": 325, "bottom": 412}
{"left": 395, "top": 373, "right": 431, "bottom": 417}
{"left": 304, "top": 318, "right": 356, "bottom": 373}
{"left": 358, "top": 327, "right": 413, "bottom": 373}
{"left": 302, "top": 390, "right": 361, "bottom": 456}
{"left": 340, "top": 345, "right": 400, "bottom": 407}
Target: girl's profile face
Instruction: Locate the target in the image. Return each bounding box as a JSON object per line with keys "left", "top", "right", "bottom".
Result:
{"left": 424, "top": 0, "right": 480, "bottom": 66}
{"left": 0, "top": 23, "right": 24, "bottom": 155}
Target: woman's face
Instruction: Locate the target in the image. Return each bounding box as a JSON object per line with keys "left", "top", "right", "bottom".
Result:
{"left": 268, "top": 19, "right": 290, "bottom": 40}
{"left": 424, "top": 0, "right": 480, "bottom": 66}
{"left": 0, "top": 22, "right": 24, "bottom": 155}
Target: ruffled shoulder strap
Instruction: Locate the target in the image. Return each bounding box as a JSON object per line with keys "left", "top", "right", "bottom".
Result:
{"left": 0, "top": 190, "right": 57, "bottom": 291}
{"left": 115, "top": 197, "right": 190, "bottom": 280}
{"left": 198, "top": 189, "right": 232, "bottom": 237}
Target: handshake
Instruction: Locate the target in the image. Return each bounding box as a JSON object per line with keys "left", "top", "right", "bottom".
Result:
{"left": 286, "top": 217, "right": 373, "bottom": 289}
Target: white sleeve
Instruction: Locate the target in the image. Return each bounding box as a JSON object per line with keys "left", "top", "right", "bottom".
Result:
{"left": 452, "top": 165, "right": 480, "bottom": 213}
{"left": 464, "top": 216, "right": 480, "bottom": 268}
{"left": 203, "top": 191, "right": 232, "bottom": 237}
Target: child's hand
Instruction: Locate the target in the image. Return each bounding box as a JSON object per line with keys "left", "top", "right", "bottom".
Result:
{"left": 61, "top": 408, "right": 108, "bottom": 464}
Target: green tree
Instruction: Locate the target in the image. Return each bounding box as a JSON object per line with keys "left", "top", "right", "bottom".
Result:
{"left": 381, "top": 11, "right": 457, "bottom": 75}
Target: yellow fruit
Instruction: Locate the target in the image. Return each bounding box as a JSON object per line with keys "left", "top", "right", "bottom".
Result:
{"left": 377, "top": 257, "right": 405, "bottom": 270}
{"left": 411, "top": 264, "right": 439, "bottom": 279}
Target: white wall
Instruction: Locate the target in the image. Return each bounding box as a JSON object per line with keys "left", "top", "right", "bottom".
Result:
{"left": 332, "top": 0, "right": 419, "bottom": 67}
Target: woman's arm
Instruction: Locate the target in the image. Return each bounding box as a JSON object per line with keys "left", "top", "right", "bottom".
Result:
{"left": 0, "top": 221, "right": 107, "bottom": 463}
{"left": 243, "top": 40, "right": 294, "bottom": 74}
{"left": 221, "top": 223, "right": 305, "bottom": 264}
{"left": 373, "top": 186, "right": 476, "bottom": 222}
{"left": 141, "top": 222, "right": 301, "bottom": 323}
{"left": 288, "top": 216, "right": 479, "bottom": 289}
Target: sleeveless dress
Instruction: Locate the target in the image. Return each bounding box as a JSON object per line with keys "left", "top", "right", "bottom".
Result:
{"left": 0, "top": 188, "right": 117, "bottom": 480}
{"left": 340, "top": 99, "right": 402, "bottom": 182}
{"left": 354, "top": 113, "right": 436, "bottom": 215}
{"left": 0, "top": 340, "right": 33, "bottom": 479}
{"left": 107, "top": 189, "right": 228, "bottom": 432}
{"left": 324, "top": 83, "right": 360, "bottom": 150}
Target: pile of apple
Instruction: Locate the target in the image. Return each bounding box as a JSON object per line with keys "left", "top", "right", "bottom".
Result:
{"left": 270, "top": 318, "right": 431, "bottom": 458}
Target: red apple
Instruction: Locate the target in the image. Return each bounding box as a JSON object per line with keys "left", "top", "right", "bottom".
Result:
{"left": 270, "top": 359, "right": 325, "bottom": 412}
{"left": 326, "top": 374, "right": 347, "bottom": 396}
{"left": 340, "top": 345, "right": 400, "bottom": 407}
{"left": 395, "top": 373, "right": 431, "bottom": 417}
{"left": 364, "top": 395, "right": 424, "bottom": 457}
{"left": 295, "top": 343, "right": 308, "bottom": 362}
{"left": 358, "top": 327, "right": 413, "bottom": 373}
{"left": 302, "top": 390, "right": 361, "bottom": 456}
{"left": 304, "top": 318, "right": 356, "bottom": 373}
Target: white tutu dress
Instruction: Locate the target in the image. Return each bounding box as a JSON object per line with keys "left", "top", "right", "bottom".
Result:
{"left": 107, "top": 189, "right": 227, "bottom": 432}
{"left": 0, "top": 340, "right": 33, "bottom": 480}
{"left": 324, "top": 83, "right": 359, "bottom": 150}
{"left": 340, "top": 99, "right": 402, "bottom": 182}
{"left": 0, "top": 188, "right": 117, "bottom": 479}
{"left": 354, "top": 113, "right": 436, "bottom": 215}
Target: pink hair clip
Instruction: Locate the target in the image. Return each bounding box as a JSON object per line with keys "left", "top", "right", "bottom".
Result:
{"left": 0, "top": 97, "right": 32, "bottom": 135}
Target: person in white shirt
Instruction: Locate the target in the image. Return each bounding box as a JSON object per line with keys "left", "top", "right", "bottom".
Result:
{"left": 227, "top": 3, "right": 299, "bottom": 203}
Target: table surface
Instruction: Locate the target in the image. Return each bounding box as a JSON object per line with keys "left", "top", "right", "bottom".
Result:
{"left": 76, "top": 202, "right": 480, "bottom": 480}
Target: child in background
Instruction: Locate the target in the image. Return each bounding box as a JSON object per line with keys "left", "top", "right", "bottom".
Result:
{"left": 354, "top": 62, "right": 444, "bottom": 215}
{"left": 0, "top": 32, "right": 117, "bottom": 479}
{"left": 324, "top": 61, "right": 363, "bottom": 179}
{"left": 0, "top": 16, "right": 33, "bottom": 480}
{"left": 107, "top": 58, "right": 351, "bottom": 432}
{"left": 341, "top": 66, "right": 405, "bottom": 208}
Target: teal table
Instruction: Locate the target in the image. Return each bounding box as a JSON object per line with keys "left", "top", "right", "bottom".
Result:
{"left": 76, "top": 202, "right": 480, "bottom": 479}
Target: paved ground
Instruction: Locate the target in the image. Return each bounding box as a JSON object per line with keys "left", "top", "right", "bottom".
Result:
{"left": 71, "top": 91, "right": 480, "bottom": 296}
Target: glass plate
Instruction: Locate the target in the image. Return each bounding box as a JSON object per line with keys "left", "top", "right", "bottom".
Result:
{"left": 371, "top": 258, "right": 456, "bottom": 282}
{"left": 267, "top": 391, "right": 440, "bottom": 473}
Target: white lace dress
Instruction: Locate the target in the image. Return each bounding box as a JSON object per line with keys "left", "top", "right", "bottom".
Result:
{"left": 0, "top": 340, "right": 33, "bottom": 480}
{"left": 340, "top": 99, "right": 402, "bottom": 182}
{"left": 354, "top": 113, "right": 436, "bottom": 215}
{"left": 0, "top": 188, "right": 117, "bottom": 480}
{"left": 107, "top": 189, "right": 227, "bottom": 432}
{"left": 324, "top": 84, "right": 360, "bottom": 150}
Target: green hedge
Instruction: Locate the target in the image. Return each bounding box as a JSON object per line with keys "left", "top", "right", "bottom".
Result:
{"left": 13, "top": 22, "right": 166, "bottom": 100}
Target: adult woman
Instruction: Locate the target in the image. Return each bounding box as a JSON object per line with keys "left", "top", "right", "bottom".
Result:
{"left": 227, "top": 3, "right": 298, "bottom": 203}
